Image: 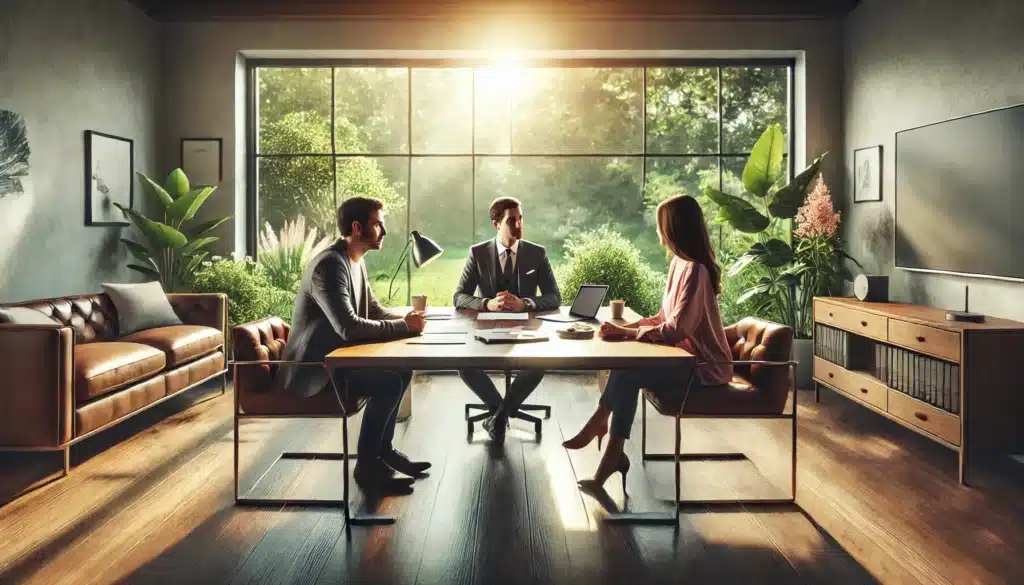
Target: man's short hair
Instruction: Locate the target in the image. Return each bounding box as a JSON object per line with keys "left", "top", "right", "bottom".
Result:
{"left": 489, "top": 196, "right": 522, "bottom": 224}
{"left": 337, "top": 196, "right": 384, "bottom": 237}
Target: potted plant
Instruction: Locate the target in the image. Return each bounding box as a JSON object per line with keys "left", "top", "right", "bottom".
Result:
{"left": 114, "top": 168, "right": 230, "bottom": 292}
{"left": 704, "top": 124, "right": 859, "bottom": 388}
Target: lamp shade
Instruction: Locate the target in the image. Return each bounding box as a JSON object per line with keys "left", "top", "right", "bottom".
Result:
{"left": 410, "top": 230, "right": 443, "bottom": 267}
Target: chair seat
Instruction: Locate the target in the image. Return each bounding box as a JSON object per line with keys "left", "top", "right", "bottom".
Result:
{"left": 122, "top": 325, "right": 223, "bottom": 368}
{"left": 239, "top": 387, "right": 366, "bottom": 416}
{"left": 644, "top": 374, "right": 787, "bottom": 417}
{"left": 75, "top": 342, "right": 166, "bottom": 402}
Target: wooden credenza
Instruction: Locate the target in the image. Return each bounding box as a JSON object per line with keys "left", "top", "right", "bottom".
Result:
{"left": 811, "top": 296, "right": 1024, "bottom": 485}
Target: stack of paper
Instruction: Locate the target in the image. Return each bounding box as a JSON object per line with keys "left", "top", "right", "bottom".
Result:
{"left": 477, "top": 312, "right": 529, "bottom": 321}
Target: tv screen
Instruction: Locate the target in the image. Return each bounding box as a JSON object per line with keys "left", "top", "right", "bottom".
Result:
{"left": 895, "top": 103, "right": 1024, "bottom": 281}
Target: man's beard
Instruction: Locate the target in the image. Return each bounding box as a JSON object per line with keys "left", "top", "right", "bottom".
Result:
{"left": 362, "top": 226, "right": 384, "bottom": 249}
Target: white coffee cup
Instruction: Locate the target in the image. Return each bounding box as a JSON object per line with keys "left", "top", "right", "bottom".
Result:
{"left": 412, "top": 295, "right": 427, "bottom": 312}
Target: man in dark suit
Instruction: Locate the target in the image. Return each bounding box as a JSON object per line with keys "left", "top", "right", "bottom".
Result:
{"left": 279, "top": 196, "right": 431, "bottom": 495}
{"left": 453, "top": 196, "right": 562, "bottom": 443}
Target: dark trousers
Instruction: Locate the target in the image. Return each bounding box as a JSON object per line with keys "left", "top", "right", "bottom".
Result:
{"left": 458, "top": 369, "right": 544, "bottom": 414}
{"left": 599, "top": 366, "right": 693, "bottom": 439}
{"left": 331, "top": 369, "right": 413, "bottom": 462}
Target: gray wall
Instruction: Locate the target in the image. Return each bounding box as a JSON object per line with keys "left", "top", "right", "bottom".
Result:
{"left": 843, "top": 0, "right": 1024, "bottom": 320}
{"left": 159, "top": 18, "right": 845, "bottom": 257}
{"left": 0, "top": 0, "right": 159, "bottom": 303}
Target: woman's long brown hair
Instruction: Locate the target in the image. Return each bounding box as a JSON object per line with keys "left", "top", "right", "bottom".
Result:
{"left": 656, "top": 194, "right": 722, "bottom": 295}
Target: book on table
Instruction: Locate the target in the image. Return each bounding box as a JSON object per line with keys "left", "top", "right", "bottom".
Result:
{"left": 473, "top": 328, "right": 549, "bottom": 344}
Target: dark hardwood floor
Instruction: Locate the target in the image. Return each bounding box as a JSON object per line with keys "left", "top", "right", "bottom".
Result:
{"left": 0, "top": 373, "right": 1021, "bottom": 585}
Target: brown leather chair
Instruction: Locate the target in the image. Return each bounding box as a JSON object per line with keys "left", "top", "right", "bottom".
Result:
{"left": 609, "top": 317, "right": 797, "bottom": 526}
{"left": 231, "top": 316, "right": 392, "bottom": 531}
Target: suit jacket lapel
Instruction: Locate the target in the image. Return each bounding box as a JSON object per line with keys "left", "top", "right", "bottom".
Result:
{"left": 482, "top": 239, "right": 498, "bottom": 297}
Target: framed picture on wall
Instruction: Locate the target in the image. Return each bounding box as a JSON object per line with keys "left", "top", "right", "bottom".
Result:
{"left": 181, "top": 137, "right": 222, "bottom": 187}
{"left": 854, "top": 145, "right": 882, "bottom": 203}
{"left": 85, "top": 130, "right": 133, "bottom": 226}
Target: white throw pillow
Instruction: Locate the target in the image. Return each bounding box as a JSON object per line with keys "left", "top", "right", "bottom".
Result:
{"left": 101, "top": 281, "right": 183, "bottom": 336}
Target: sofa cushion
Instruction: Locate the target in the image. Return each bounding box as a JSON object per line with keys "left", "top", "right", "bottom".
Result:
{"left": 75, "top": 342, "right": 166, "bottom": 402}
{"left": 0, "top": 306, "right": 61, "bottom": 325}
{"left": 122, "top": 325, "right": 223, "bottom": 368}
{"left": 101, "top": 281, "right": 183, "bottom": 337}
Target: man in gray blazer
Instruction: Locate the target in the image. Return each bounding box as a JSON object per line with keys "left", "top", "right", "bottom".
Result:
{"left": 453, "top": 196, "right": 561, "bottom": 443}
{"left": 279, "top": 196, "right": 430, "bottom": 495}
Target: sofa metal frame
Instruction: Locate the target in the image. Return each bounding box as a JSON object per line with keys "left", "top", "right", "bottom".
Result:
{"left": 0, "top": 370, "right": 226, "bottom": 478}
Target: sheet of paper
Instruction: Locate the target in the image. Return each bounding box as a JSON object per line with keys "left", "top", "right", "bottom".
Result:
{"left": 477, "top": 312, "right": 529, "bottom": 321}
{"left": 407, "top": 334, "right": 467, "bottom": 345}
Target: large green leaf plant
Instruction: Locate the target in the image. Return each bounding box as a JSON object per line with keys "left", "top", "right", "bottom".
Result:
{"left": 114, "top": 169, "right": 230, "bottom": 292}
{"left": 704, "top": 124, "right": 842, "bottom": 338}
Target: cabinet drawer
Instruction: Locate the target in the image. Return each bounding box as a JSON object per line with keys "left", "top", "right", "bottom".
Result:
{"left": 813, "top": 357, "right": 887, "bottom": 410}
{"left": 814, "top": 300, "right": 887, "bottom": 341}
{"left": 887, "top": 319, "right": 960, "bottom": 362}
{"left": 888, "top": 390, "right": 961, "bottom": 446}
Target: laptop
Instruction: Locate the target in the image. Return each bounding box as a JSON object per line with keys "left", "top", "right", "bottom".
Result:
{"left": 537, "top": 284, "right": 609, "bottom": 323}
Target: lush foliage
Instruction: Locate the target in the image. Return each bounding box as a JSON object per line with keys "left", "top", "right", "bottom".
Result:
{"left": 257, "top": 215, "right": 332, "bottom": 293}
{"left": 789, "top": 178, "right": 859, "bottom": 336}
{"left": 115, "top": 168, "right": 230, "bottom": 292}
{"left": 190, "top": 256, "right": 296, "bottom": 328}
{"left": 555, "top": 226, "right": 666, "bottom": 317}
{"left": 252, "top": 64, "right": 792, "bottom": 324}
{"left": 706, "top": 124, "right": 858, "bottom": 337}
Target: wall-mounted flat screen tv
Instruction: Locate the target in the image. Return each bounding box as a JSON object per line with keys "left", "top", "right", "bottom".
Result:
{"left": 895, "top": 103, "right": 1024, "bottom": 282}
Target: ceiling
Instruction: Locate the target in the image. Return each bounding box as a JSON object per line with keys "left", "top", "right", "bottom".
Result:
{"left": 129, "top": 0, "right": 861, "bottom": 22}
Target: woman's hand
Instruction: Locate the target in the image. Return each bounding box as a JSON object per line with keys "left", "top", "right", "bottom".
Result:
{"left": 599, "top": 321, "right": 635, "bottom": 340}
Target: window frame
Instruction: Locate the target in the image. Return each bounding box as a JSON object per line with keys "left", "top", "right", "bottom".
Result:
{"left": 245, "top": 57, "right": 797, "bottom": 297}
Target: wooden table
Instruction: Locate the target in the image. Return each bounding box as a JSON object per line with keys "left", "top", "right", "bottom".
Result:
{"left": 325, "top": 306, "right": 694, "bottom": 372}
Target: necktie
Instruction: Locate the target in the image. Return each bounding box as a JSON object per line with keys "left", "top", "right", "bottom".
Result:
{"left": 502, "top": 248, "right": 514, "bottom": 289}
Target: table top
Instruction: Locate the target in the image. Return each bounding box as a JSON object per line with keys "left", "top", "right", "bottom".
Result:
{"left": 325, "top": 306, "right": 694, "bottom": 370}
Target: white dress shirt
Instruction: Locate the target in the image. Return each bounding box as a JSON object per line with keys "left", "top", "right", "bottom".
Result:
{"left": 494, "top": 238, "right": 534, "bottom": 310}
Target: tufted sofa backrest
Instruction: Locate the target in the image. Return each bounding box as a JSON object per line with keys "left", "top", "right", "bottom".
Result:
{"left": 10, "top": 294, "right": 119, "bottom": 343}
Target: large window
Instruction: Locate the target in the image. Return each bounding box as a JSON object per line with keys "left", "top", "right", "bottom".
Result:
{"left": 250, "top": 61, "right": 792, "bottom": 313}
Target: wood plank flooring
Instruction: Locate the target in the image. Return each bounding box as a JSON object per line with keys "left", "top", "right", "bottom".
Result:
{"left": 0, "top": 373, "right": 1021, "bottom": 585}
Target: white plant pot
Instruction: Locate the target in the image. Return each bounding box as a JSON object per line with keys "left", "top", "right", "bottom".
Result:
{"left": 792, "top": 338, "right": 814, "bottom": 390}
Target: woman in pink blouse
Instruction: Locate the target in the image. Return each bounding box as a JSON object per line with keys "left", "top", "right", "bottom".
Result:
{"left": 563, "top": 194, "right": 734, "bottom": 493}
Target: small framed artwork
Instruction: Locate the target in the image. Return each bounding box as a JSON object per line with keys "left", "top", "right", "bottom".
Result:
{"left": 85, "top": 130, "right": 133, "bottom": 226}
{"left": 854, "top": 145, "right": 882, "bottom": 203}
{"left": 180, "top": 137, "right": 222, "bottom": 187}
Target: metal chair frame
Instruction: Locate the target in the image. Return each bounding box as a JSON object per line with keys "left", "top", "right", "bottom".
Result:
{"left": 231, "top": 360, "right": 394, "bottom": 533}
{"left": 464, "top": 370, "right": 551, "bottom": 435}
{"left": 604, "top": 359, "right": 799, "bottom": 527}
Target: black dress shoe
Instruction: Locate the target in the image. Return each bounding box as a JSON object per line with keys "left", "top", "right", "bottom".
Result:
{"left": 382, "top": 449, "right": 432, "bottom": 478}
{"left": 353, "top": 459, "right": 414, "bottom": 495}
{"left": 484, "top": 412, "right": 508, "bottom": 444}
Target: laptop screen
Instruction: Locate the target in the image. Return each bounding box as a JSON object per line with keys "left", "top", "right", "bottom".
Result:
{"left": 570, "top": 285, "right": 608, "bottom": 318}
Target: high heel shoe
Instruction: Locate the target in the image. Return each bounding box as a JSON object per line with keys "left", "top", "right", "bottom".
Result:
{"left": 578, "top": 453, "right": 631, "bottom": 495}
{"left": 562, "top": 422, "right": 608, "bottom": 451}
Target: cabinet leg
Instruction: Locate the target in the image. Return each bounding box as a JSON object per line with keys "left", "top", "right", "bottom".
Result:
{"left": 958, "top": 449, "right": 968, "bottom": 486}
{"left": 63, "top": 446, "right": 70, "bottom": 476}
{"left": 814, "top": 382, "right": 820, "bottom": 403}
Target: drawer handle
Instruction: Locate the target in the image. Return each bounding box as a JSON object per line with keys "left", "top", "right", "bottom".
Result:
{"left": 828, "top": 312, "right": 834, "bottom": 318}
{"left": 914, "top": 412, "right": 928, "bottom": 422}
{"left": 860, "top": 320, "right": 868, "bottom": 327}
{"left": 916, "top": 336, "right": 926, "bottom": 342}
{"left": 828, "top": 372, "right": 834, "bottom": 378}
{"left": 860, "top": 388, "right": 869, "bottom": 394}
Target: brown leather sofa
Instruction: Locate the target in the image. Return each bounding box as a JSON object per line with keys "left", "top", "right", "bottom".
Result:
{"left": 0, "top": 292, "right": 228, "bottom": 474}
